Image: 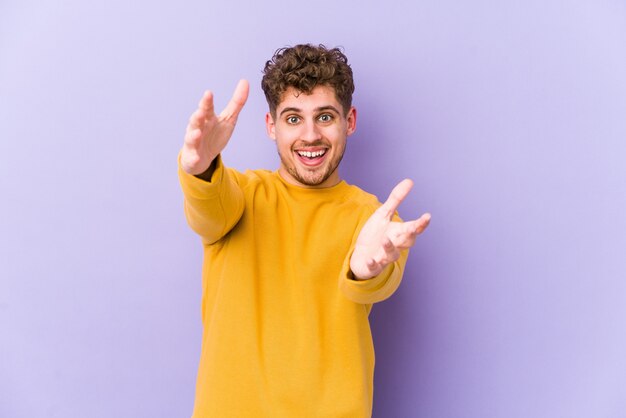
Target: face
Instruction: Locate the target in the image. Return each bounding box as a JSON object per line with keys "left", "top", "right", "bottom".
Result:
{"left": 265, "top": 85, "right": 357, "bottom": 188}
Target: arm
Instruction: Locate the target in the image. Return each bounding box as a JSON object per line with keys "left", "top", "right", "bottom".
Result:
{"left": 178, "top": 80, "right": 250, "bottom": 243}
{"left": 340, "top": 180, "right": 430, "bottom": 303}
{"left": 178, "top": 155, "right": 245, "bottom": 244}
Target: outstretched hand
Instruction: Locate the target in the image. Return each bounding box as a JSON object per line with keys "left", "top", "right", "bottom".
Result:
{"left": 180, "top": 79, "right": 249, "bottom": 175}
{"left": 349, "top": 179, "right": 431, "bottom": 280}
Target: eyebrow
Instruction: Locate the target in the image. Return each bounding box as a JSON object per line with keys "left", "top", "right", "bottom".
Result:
{"left": 279, "top": 105, "right": 341, "bottom": 117}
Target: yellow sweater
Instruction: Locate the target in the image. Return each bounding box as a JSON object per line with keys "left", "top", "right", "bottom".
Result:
{"left": 178, "top": 156, "right": 407, "bottom": 417}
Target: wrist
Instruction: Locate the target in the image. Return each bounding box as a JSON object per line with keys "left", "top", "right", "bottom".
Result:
{"left": 349, "top": 268, "right": 375, "bottom": 281}
{"left": 193, "top": 157, "right": 218, "bottom": 182}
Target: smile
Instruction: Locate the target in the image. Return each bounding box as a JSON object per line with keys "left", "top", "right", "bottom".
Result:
{"left": 296, "top": 149, "right": 327, "bottom": 158}
{"left": 294, "top": 148, "right": 328, "bottom": 167}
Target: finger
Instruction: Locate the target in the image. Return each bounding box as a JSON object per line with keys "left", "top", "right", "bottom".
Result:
{"left": 187, "top": 108, "right": 207, "bottom": 132}
{"left": 187, "top": 91, "right": 215, "bottom": 131}
{"left": 389, "top": 214, "right": 431, "bottom": 249}
{"left": 411, "top": 213, "right": 431, "bottom": 234}
{"left": 184, "top": 127, "right": 203, "bottom": 148}
{"left": 382, "top": 236, "right": 395, "bottom": 252}
{"left": 220, "top": 79, "right": 249, "bottom": 120}
{"left": 399, "top": 214, "right": 431, "bottom": 239}
{"left": 378, "top": 179, "right": 413, "bottom": 219}
{"left": 198, "top": 90, "right": 214, "bottom": 114}
{"left": 366, "top": 258, "right": 378, "bottom": 271}
{"left": 393, "top": 227, "right": 417, "bottom": 249}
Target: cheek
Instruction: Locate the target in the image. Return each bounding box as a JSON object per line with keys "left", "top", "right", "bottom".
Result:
{"left": 328, "top": 128, "right": 347, "bottom": 144}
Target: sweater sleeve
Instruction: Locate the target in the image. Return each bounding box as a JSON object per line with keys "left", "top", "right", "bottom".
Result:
{"left": 178, "top": 153, "right": 245, "bottom": 244}
{"left": 338, "top": 248, "right": 408, "bottom": 304}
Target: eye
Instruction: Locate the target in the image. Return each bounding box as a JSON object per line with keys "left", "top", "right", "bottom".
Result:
{"left": 318, "top": 113, "right": 333, "bottom": 122}
{"left": 286, "top": 116, "right": 300, "bottom": 124}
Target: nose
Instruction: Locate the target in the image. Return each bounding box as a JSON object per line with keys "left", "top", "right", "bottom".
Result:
{"left": 300, "top": 120, "right": 322, "bottom": 142}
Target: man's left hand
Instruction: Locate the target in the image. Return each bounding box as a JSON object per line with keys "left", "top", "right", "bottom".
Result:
{"left": 349, "top": 179, "right": 431, "bottom": 280}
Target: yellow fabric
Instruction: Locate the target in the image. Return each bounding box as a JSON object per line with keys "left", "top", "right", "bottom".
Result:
{"left": 178, "top": 155, "right": 408, "bottom": 418}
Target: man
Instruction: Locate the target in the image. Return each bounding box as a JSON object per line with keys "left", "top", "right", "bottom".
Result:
{"left": 178, "top": 44, "right": 430, "bottom": 417}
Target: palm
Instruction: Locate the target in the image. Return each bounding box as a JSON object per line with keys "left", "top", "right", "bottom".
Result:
{"left": 181, "top": 79, "right": 249, "bottom": 175}
{"left": 350, "top": 180, "right": 431, "bottom": 280}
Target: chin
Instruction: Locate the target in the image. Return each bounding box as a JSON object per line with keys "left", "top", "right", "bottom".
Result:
{"left": 292, "top": 166, "right": 336, "bottom": 187}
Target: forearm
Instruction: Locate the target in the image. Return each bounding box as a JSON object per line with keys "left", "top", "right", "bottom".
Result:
{"left": 178, "top": 154, "right": 245, "bottom": 244}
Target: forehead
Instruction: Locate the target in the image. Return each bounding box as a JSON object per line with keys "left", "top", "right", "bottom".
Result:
{"left": 276, "top": 85, "right": 341, "bottom": 112}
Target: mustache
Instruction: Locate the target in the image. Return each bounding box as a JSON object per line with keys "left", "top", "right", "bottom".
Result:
{"left": 292, "top": 140, "right": 328, "bottom": 149}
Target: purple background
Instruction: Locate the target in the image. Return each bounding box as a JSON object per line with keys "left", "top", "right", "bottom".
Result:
{"left": 1, "top": 1, "right": 625, "bottom": 417}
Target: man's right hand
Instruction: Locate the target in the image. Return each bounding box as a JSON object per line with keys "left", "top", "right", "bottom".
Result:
{"left": 180, "top": 79, "right": 249, "bottom": 176}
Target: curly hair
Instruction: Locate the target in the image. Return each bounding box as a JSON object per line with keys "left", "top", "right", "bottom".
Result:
{"left": 261, "top": 44, "right": 355, "bottom": 117}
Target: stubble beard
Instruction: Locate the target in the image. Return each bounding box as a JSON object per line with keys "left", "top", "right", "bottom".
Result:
{"left": 279, "top": 143, "right": 346, "bottom": 187}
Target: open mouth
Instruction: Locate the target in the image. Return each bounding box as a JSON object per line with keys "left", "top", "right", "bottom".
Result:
{"left": 295, "top": 149, "right": 328, "bottom": 166}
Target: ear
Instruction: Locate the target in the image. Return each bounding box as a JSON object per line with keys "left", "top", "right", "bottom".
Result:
{"left": 346, "top": 106, "right": 357, "bottom": 136}
{"left": 265, "top": 112, "right": 276, "bottom": 140}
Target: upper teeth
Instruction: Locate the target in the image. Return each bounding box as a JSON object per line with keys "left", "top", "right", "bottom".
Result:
{"left": 298, "top": 150, "right": 326, "bottom": 158}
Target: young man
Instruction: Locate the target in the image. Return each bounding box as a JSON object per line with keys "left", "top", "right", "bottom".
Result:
{"left": 178, "top": 44, "right": 430, "bottom": 417}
